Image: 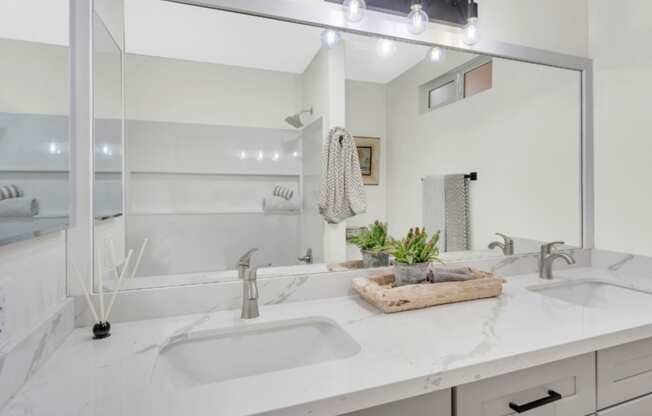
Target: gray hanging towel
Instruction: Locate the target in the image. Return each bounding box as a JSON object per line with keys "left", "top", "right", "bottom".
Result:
{"left": 444, "top": 174, "right": 470, "bottom": 251}
{"left": 319, "top": 126, "right": 367, "bottom": 224}
{"left": 422, "top": 175, "right": 445, "bottom": 238}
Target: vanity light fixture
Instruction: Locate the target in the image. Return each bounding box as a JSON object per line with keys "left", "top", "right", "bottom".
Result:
{"left": 321, "top": 29, "right": 342, "bottom": 48}
{"left": 239, "top": 150, "right": 247, "bottom": 160}
{"left": 376, "top": 38, "right": 397, "bottom": 58}
{"left": 331, "top": 0, "right": 480, "bottom": 44}
{"left": 407, "top": 1, "right": 429, "bottom": 35}
{"left": 272, "top": 152, "right": 280, "bottom": 161}
{"left": 463, "top": 0, "right": 480, "bottom": 45}
{"left": 256, "top": 150, "right": 264, "bottom": 161}
{"left": 342, "top": 0, "right": 366, "bottom": 23}
{"left": 426, "top": 46, "right": 445, "bottom": 63}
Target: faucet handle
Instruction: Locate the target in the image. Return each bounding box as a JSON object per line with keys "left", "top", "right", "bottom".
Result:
{"left": 495, "top": 233, "right": 513, "bottom": 243}
{"left": 541, "top": 241, "right": 565, "bottom": 254}
{"left": 237, "top": 248, "right": 259, "bottom": 268}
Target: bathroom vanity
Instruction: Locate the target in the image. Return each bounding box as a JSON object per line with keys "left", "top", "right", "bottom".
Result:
{"left": 6, "top": 255, "right": 652, "bottom": 416}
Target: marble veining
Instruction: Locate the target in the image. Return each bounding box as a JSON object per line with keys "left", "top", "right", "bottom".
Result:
{"left": 7, "top": 261, "right": 652, "bottom": 416}
{"left": 0, "top": 300, "right": 74, "bottom": 411}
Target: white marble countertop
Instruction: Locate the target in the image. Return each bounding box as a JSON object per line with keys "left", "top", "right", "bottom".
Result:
{"left": 6, "top": 266, "right": 652, "bottom": 416}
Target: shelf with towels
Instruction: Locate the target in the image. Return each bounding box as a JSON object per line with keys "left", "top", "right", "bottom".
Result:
{"left": 129, "top": 170, "right": 300, "bottom": 178}
{"left": 128, "top": 209, "right": 301, "bottom": 216}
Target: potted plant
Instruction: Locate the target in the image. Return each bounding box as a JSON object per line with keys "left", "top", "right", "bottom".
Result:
{"left": 389, "top": 227, "right": 441, "bottom": 286}
{"left": 349, "top": 221, "right": 392, "bottom": 268}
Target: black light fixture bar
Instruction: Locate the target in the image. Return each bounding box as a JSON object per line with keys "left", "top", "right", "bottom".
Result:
{"left": 324, "top": 0, "right": 473, "bottom": 27}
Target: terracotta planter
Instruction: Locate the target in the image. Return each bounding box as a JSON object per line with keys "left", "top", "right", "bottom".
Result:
{"left": 394, "top": 262, "right": 429, "bottom": 286}
{"left": 361, "top": 250, "right": 390, "bottom": 268}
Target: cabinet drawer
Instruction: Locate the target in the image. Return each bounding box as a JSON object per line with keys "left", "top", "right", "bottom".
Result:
{"left": 598, "top": 337, "right": 652, "bottom": 409}
{"left": 598, "top": 393, "right": 652, "bottom": 415}
{"left": 456, "top": 353, "right": 595, "bottom": 416}
{"left": 341, "top": 388, "right": 451, "bottom": 416}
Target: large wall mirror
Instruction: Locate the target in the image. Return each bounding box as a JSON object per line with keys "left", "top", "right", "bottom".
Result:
{"left": 93, "top": 0, "right": 583, "bottom": 290}
{"left": 0, "top": 1, "right": 70, "bottom": 245}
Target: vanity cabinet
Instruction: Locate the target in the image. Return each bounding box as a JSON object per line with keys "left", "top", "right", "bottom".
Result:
{"left": 341, "top": 388, "right": 451, "bottom": 416}
{"left": 456, "top": 353, "right": 596, "bottom": 416}
{"left": 597, "top": 394, "right": 652, "bottom": 415}
{"left": 597, "top": 337, "right": 652, "bottom": 409}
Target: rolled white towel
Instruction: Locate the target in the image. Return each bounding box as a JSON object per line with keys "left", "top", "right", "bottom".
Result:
{"left": 0, "top": 197, "right": 39, "bottom": 217}
{"left": 262, "top": 196, "right": 300, "bottom": 213}
{"left": 272, "top": 185, "right": 294, "bottom": 201}
{"left": 0, "top": 184, "right": 23, "bottom": 201}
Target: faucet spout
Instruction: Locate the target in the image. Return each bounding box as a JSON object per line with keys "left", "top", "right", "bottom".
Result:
{"left": 540, "top": 247, "right": 576, "bottom": 280}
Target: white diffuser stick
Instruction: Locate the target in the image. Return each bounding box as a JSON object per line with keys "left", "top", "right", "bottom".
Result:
{"left": 71, "top": 261, "right": 100, "bottom": 323}
{"left": 105, "top": 249, "right": 134, "bottom": 322}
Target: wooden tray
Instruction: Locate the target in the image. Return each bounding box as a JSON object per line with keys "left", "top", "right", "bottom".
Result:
{"left": 352, "top": 269, "right": 504, "bottom": 313}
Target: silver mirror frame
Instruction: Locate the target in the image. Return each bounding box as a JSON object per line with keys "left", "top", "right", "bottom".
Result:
{"left": 69, "top": 0, "right": 593, "bottom": 296}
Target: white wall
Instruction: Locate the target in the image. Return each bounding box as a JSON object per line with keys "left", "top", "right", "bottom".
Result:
{"left": 479, "top": 0, "right": 589, "bottom": 57}
{"left": 345, "top": 80, "right": 387, "bottom": 260}
{"left": 386, "top": 54, "right": 582, "bottom": 250}
{"left": 590, "top": 1, "right": 652, "bottom": 256}
{"left": 301, "top": 45, "right": 348, "bottom": 263}
{"left": 126, "top": 53, "right": 302, "bottom": 129}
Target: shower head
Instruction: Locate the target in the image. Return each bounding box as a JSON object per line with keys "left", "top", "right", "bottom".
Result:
{"left": 285, "top": 108, "right": 313, "bottom": 129}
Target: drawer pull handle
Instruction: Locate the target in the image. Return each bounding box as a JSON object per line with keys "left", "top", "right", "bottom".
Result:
{"left": 508, "top": 390, "right": 562, "bottom": 413}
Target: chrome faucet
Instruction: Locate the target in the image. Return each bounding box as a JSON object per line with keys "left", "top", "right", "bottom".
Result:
{"left": 488, "top": 233, "right": 515, "bottom": 255}
{"left": 539, "top": 241, "right": 576, "bottom": 280}
{"left": 298, "top": 248, "right": 313, "bottom": 264}
{"left": 237, "top": 248, "right": 260, "bottom": 319}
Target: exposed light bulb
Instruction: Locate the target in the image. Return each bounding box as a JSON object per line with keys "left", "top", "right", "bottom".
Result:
{"left": 48, "top": 142, "right": 58, "bottom": 155}
{"left": 292, "top": 151, "right": 300, "bottom": 158}
{"left": 342, "top": 0, "right": 366, "bottom": 23}
{"left": 272, "top": 152, "right": 280, "bottom": 161}
{"left": 463, "top": 19, "right": 479, "bottom": 45}
{"left": 407, "top": 2, "right": 429, "bottom": 35}
{"left": 321, "top": 29, "right": 342, "bottom": 49}
{"left": 239, "top": 150, "right": 247, "bottom": 160}
{"left": 376, "top": 39, "right": 397, "bottom": 58}
{"left": 256, "top": 150, "right": 264, "bottom": 161}
{"left": 426, "top": 46, "right": 445, "bottom": 63}
{"left": 463, "top": 1, "right": 480, "bottom": 45}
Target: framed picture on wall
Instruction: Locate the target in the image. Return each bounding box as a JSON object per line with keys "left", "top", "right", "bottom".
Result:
{"left": 354, "top": 136, "right": 380, "bottom": 186}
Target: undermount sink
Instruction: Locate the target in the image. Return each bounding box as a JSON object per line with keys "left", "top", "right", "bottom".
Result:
{"left": 528, "top": 279, "right": 652, "bottom": 308}
{"left": 154, "top": 317, "right": 360, "bottom": 387}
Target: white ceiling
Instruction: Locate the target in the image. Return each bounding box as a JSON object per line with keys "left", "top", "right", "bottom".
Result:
{"left": 125, "top": 0, "right": 431, "bottom": 84}
{"left": 0, "top": 0, "right": 439, "bottom": 84}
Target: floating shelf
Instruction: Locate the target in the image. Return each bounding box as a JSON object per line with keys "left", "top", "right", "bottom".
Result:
{"left": 129, "top": 170, "right": 300, "bottom": 178}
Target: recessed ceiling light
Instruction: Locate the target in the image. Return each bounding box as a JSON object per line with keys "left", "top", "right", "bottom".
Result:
{"left": 426, "top": 46, "right": 445, "bottom": 63}
{"left": 321, "top": 29, "right": 342, "bottom": 49}
{"left": 376, "top": 39, "right": 397, "bottom": 58}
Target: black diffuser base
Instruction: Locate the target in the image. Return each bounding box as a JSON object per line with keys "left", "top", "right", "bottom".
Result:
{"left": 92, "top": 321, "right": 111, "bottom": 339}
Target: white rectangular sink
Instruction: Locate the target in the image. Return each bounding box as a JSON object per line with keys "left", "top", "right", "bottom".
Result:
{"left": 155, "top": 317, "right": 360, "bottom": 387}
{"left": 528, "top": 279, "right": 652, "bottom": 308}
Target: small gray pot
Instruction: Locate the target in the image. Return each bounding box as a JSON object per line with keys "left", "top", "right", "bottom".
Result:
{"left": 394, "top": 262, "right": 430, "bottom": 286}
{"left": 361, "top": 250, "right": 390, "bottom": 268}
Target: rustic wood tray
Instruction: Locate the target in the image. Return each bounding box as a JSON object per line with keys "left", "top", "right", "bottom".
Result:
{"left": 352, "top": 269, "right": 504, "bottom": 313}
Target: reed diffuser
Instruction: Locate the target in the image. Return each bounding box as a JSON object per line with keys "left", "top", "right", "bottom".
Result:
{"left": 72, "top": 238, "right": 148, "bottom": 339}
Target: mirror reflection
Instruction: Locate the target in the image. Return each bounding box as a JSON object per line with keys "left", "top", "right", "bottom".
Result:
{"left": 0, "top": 2, "right": 70, "bottom": 245}
{"left": 94, "top": 0, "right": 582, "bottom": 290}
